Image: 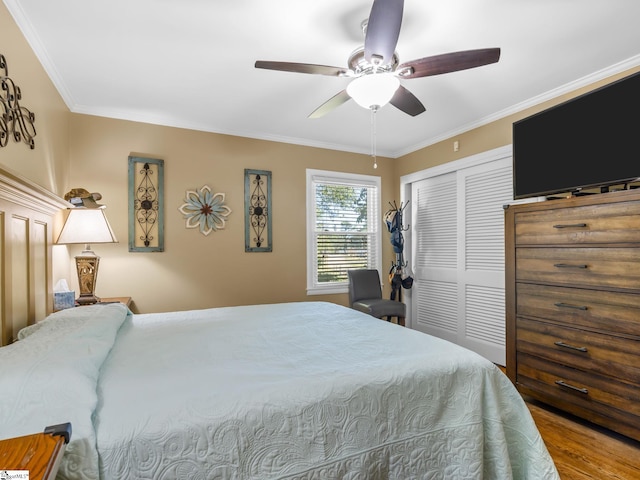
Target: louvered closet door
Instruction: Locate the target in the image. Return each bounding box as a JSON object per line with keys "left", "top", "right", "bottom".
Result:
{"left": 410, "top": 156, "right": 512, "bottom": 365}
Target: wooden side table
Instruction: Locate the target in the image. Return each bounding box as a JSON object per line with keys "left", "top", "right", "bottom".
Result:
{"left": 98, "top": 296, "right": 132, "bottom": 308}
{"left": 0, "top": 423, "right": 71, "bottom": 480}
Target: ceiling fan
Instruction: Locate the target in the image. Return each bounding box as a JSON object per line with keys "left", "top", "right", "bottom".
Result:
{"left": 255, "top": 0, "right": 500, "bottom": 118}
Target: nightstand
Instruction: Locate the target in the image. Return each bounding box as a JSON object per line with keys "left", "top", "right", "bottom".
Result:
{"left": 98, "top": 296, "right": 132, "bottom": 308}
{"left": 75, "top": 297, "right": 132, "bottom": 308}
{"left": 0, "top": 423, "right": 71, "bottom": 480}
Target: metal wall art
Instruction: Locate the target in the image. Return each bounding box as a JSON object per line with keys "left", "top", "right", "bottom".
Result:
{"left": 244, "top": 169, "right": 272, "bottom": 252}
{"left": 128, "top": 156, "right": 164, "bottom": 252}
{"left": 179, "top": 185, "right": 231, "bottom": 236}
{"left": 0, "top": 53, "right": 36, "bottom": 149}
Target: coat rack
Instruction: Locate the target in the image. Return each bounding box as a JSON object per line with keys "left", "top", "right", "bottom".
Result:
{"left": 385, "top": 200, "right": 412, "bottom": 301}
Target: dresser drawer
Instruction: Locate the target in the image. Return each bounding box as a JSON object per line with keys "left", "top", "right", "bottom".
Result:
{"left": 516, "top": 354, "right": 640, "bottom": 440}
{"left": 516, "top": 247, "right": 640, "bottom": 290}
{"left": 517, "top": 353, "right": 640, "bottom": 417}
{"left": 516, "top": 317, "right": 640, "bottom": 383}
{"left": 516, "top": 283, "right": 640, "bottom": 335}
{"left": 514, "top": 200, "right": 640, "bottom": 245}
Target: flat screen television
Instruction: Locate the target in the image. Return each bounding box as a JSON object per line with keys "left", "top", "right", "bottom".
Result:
{"left": 512, "top": 71, "right": 640, "bottom": 199}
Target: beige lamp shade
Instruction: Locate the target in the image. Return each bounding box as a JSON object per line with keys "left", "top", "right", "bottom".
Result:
{"left": 56, "top": 207, "right": 118, "bottom": 246}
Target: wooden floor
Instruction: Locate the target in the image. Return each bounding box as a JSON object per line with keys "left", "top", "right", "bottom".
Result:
{"left": 525, "top": 398, "right": 640, "bottom": 479}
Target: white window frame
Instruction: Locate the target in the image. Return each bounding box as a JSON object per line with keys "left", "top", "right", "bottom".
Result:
{"left": 306, "top": 169, "right": 382, "bottom": 295}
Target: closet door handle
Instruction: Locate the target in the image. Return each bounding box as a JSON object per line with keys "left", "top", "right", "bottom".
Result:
{"left": 553, "top": 223, "right": 587, "bottom": 229}
{"left": 554, "top": 263, "right": 588, "bottom": 269}
{"left": 555, "top": 380, "right": 588, "bottom": 394}
{"left": 554, "top": 341, "right": 588, "bottom": 353}
{"left": 554, "top": 302, "right": 588, "bottom": 311}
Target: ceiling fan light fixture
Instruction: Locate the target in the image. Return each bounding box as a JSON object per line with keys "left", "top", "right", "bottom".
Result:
{"left": 347, "top": 73, "right": 400, "bottom": 109}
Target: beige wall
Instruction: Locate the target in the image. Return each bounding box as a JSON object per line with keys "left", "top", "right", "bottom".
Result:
{"left": 67, "top": 114, "right": 399, "bottom": 313}
{"left": 0, "top": 2, "right": 69, "bottom": 194}
{"left": 4, "top": 4, "right": 640, "bottom": 315}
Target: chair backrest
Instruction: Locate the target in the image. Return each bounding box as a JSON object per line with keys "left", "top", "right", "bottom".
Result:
{"left": 348, "top": 269, "right": 383, "bottom": 306}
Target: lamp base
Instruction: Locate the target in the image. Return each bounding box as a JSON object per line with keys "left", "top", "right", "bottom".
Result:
{"left": 76, "top": 293, "right": 100, "bottom": 305}
{"left": 75, "top": 254, "right": 101, "bottom": 305}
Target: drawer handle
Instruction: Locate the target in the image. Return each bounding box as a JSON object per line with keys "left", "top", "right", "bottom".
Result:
{"left": 554, "top": 302, "right": 588, "bottom": 311}
{"left": 554, "top": 341, "right": 588, "bottom": 353}
{"left": 553, "top": 223, "right": 587, "bottom": 229}
{"left": 555, "top": 380, "right": 588, "bottom": 395}
{"left": 554, "top": 263, "right": 588, "bottom": 269}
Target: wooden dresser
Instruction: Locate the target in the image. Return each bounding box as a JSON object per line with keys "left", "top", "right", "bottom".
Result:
{"left": 505, "top": 189, "right": 640, "bottom": 442}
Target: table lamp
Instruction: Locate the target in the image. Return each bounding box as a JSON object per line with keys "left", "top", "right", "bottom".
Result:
{"left": 55, "top": 192, "right": 118, "bottom": 305}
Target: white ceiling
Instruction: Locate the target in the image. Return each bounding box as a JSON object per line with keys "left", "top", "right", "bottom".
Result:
{"left": 5, "top": 0, "right": 640, "bottom": 158}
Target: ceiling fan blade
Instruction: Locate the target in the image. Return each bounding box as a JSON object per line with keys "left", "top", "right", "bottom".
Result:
{"left": 389, "top": 85, "right": 426, "bottom": 116}
{"left": 255, "top": 61, "right": 348, "bottom": 77}
{"left": 364, "top": 0, "right": 404, "bottom": 66}
{"left": 308, "top": 90, "right": 352, "bottom": 119}
{"left": 398, "top": 48, "right": 501, "bottom": 79}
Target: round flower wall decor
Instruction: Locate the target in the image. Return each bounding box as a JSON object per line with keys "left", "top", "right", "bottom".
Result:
{"left": 178, "top": 185, "right": 231, "bottom": 236}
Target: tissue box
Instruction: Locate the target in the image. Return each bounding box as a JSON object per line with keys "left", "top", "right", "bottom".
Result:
{"left": 54, "top": 291, "right": 76, "bottom": 311}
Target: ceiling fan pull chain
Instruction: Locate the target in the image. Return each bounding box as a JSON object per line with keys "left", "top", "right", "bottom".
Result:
{"left": 371, "top": 106, "right": 378, "bottom": 169}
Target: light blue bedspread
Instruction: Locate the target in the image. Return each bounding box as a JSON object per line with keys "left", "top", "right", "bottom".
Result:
{"left": 0, "top": 301, "right": 559, "bottom": 479}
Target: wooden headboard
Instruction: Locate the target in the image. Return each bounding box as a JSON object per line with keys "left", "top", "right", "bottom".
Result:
{"left": 0, "top": 167, "right": 68, "bottom": 346}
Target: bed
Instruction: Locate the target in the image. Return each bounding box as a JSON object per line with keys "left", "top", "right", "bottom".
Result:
{"left": 0, "top": 168, "right": 558, "bottom": 479}
{"left": 1, "top": 301, "right": 559, "bottom": 479}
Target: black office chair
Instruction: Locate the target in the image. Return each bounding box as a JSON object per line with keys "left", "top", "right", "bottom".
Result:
{"left": 348, "top": 269, "right": 406, "bottom": 326}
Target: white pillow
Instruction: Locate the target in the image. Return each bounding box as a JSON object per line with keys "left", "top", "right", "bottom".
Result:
{"left": 0, "top": 304, "right": 130, "bottom": 480}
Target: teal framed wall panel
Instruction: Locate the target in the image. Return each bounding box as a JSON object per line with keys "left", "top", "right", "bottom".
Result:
{"left": 244, "top": 169, "right": 272, "bottom": 252}
{"left": 128, "top": 156, "right": 164, "bottom": 252}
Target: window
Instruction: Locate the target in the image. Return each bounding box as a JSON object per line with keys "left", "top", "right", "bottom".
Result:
{"left": 306, "top": 169, "right": 381, "bottom": 295}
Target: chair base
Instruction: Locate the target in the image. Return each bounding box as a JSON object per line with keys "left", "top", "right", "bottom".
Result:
{"left": 352, "top": 302, "right": 406, "bottom": 327}
{"left": 384, "top": 316, "right": 405, "bottom": 327}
